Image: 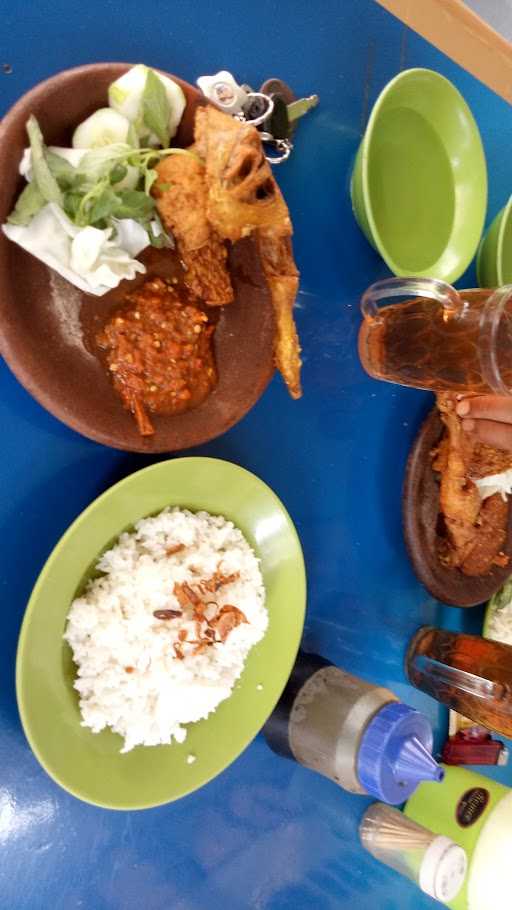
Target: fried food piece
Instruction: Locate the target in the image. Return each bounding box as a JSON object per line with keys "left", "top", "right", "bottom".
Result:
{"left": 195, "top": 106, "right": 292, "bottom": 241}
{"left": 434, "top": 393, "right": 511, "bottom": 574}
{"left": 256, "top": 235, "right": 301, "bottom": 399}
{"left": 436, "top": 394, "right": 481, "bottom": 564}
{"left": 194, "top": 106, "right": 302, "bottom": 397}
{"left": 211, "top": 605, "right": 248, "bottom": 643}
{"left": 469, "top": 442, "right": 512, "bottom": 479}
{"left": 153, "top": 154, "right": 233, "bottom": 306}
{"left": 460, "top": 494, "right": 509, "bottom": 576}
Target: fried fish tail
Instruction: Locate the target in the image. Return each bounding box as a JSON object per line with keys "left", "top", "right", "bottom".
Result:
{"left": 257, "top": 235, "right": 302, "bottom": 399}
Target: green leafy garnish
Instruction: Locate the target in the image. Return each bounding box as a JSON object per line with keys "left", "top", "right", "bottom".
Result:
{"left": 78, "top": 143, "right": 133, "bottom": 182}
{"left": 7, "top": 115, "right": 196, "bottom": 247}
{"left": 62, "top": 192, "right": 83, "bottom": 222}
{"left": 112, "top": 189, "right": 156, "bottom": 221}
{"left": 109, "top": 163, "right": 128, "bottom": 185}
{"left": 142, "top": 69, "right": 171, "bottom": 148}
{"left": 144, "top": 167, "right": 158, "bottom": 195}
{"left": 147, "top": 220, "right": 170, "bottom": 248}
{"left": 7, "top": 181, "right": 46, "bottom": 225}
{"left": 88, "top": 187, "right": 121, "bottom": 223}
{"left": 26, "top": 115, "right": 63, "bottom": 205}
{"left": 46, "top": 151, "right": 80, "bottom": 189}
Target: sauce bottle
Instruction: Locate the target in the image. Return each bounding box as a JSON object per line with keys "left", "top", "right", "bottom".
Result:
{"left": 263, "top": 651, "right": 443, "bottom": 804}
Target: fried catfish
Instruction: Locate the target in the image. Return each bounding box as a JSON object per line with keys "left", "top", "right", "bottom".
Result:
{"left": 433, "top": 393, "right": 512, "bottom": 575}
{"left": 194, "top": 106, "right": 302, "bottom": 398}
{"left": 153, "top": 154, "right": 234, "bottom": 307}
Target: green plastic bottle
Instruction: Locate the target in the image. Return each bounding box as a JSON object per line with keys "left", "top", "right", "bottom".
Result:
{"left": 405, "top": 766, "right": 512, "bottom": 910}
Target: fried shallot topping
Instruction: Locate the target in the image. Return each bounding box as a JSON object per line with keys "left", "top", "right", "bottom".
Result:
{"left": 154, "top": 576, "right": 248, "bottom": 658}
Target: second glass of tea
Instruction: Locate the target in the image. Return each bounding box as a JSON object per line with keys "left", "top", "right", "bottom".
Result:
{"left": 358, "top": 277, "right": 512, "bottom": 394}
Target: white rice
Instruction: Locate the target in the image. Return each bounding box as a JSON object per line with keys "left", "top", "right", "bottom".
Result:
{"left": 64, "top": 507, "right": 267, "bottom": 753}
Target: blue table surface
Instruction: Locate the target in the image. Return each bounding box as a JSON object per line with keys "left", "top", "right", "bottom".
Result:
{"left": 1, "top": 2, "right": 512, "bottom": 908}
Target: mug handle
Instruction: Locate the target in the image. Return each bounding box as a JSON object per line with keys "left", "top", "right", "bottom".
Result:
{"left": 361, "top": 277, "right": 463, "bottom": 323}
{"left": 412, "top": 654, "right": 512, "bottom": 711}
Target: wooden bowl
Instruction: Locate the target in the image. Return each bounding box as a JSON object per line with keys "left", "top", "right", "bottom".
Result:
{"left": 0, "top": 64, "right": 275, "bottom": 452}
{"left": 403, "top": 408, "right": 512, "bottom": 607}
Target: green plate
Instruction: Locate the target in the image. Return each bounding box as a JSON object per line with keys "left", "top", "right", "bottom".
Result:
{"left": 16, "top": 457, "right": 306, "bottom": 810}
{"left": 351, "top": 68, "right": 487, "bottom": 283}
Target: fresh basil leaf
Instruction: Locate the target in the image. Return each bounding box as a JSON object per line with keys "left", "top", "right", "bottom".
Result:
{"left": 88, "top": 187, "right": 121, "bottom": 224}
{"left": 147, "top": 222, "right": 171, "bottom": 248}
{"left": 112, "top": 189, "right": 155, "bottom": 221}
{"left": 7, "top": 181, "right": 46, "bottom": 225}
{"left": 147, "top": 215, "right": 173, "bottom": 249}
{"left": 110, "top": 164, "right": 128, "bottom": 185}
{"left": 78, "top": 143, "right": 132, "bottom": 181}
{"left": 154, "top": 181, "right": 172, "bottom": 193}
{"left": 142, "top": 69, "right": 170, "bottom": 148}
{"left": 26, "top": 115, "right": 63, "bottom": 205}
{"left": 144, "top": 167, "right": 158, "bottom": 195}
{"left": 46, "top": 151, "right": 78, "bottom": 189}
{"left": 62, "top": 192, "right": 85, "bottom": 222}
{"left": 148, "top": 231, "right": 168, "bottom": 249}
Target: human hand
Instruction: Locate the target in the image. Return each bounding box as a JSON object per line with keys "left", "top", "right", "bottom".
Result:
{"left": 456, "top": 395, "right": 512, "bottom": 451}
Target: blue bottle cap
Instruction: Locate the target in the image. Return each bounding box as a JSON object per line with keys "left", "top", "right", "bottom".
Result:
{"left": 357, "top": 702, "right": 444, "bottom": 805}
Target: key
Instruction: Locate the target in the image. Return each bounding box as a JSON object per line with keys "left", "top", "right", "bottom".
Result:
{"left": 287, "top": 94, "right": 319, "bottom": 124}
{"left": 266, "top": 94, "right": 292, "bottom": 141}
{"left": 260, "top": 78, "right": 296, "bottom": 105}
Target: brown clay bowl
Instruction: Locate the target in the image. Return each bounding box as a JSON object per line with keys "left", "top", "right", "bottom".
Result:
{"left": 0, "top": 64, "right": 275, "bottom": 452}
{"left": 403, "top": 408, "right": 512, "bottom": 607}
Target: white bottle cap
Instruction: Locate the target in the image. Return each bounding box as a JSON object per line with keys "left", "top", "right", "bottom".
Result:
{"left": 419, "top": 836, "right": 467, "bottom": 902}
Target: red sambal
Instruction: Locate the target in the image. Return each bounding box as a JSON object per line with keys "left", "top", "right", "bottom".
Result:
{"left": 97, "top": 277, "right": 217, "bottom": 436}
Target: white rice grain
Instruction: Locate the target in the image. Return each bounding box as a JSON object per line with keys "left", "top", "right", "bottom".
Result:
{"left": 64, "top": 508, "right": 267, "bottom": 752}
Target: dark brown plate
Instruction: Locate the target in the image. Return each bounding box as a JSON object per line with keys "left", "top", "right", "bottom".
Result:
{"left": 0, "top": 64, "right": 275, "bottom": 452}
{"left": 403, "top": 408, "right": 512, "bottom": 607}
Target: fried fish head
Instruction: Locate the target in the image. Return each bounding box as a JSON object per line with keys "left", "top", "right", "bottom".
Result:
{"left": 195, "top": 106, "right": 292, "bottom": 242}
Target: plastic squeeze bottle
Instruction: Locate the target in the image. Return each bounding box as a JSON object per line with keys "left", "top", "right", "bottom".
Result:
{"left": 264, "top": 651, "right": 443, "bottom": 805}
{"left": 405, "top": 765, "right": 512, "bottom": 910}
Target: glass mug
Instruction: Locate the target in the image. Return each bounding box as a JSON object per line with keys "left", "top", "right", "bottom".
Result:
{"left": 358, "top": 277, "right": 512, "bottom": 394}
{"left": 406, "top": 626, "right": 512, "bottom": 737}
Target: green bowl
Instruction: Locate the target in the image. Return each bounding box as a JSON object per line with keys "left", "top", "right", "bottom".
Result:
{"left": 477, "top": 196, "right": 512, "bottom": 288}
{"left": 351, "top": 68, "right": 487, "bottom": 283}
{"left": 16, "top": 457, "right": 306, "bottom": 810}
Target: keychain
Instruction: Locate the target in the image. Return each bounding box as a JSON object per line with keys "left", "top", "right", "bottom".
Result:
{"left": 197, "top": 70, "right": 318, "bottom": 165}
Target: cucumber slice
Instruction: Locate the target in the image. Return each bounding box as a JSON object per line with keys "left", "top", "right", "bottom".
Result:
{"left": 108, "top": 64, "right": 186, "bottom": 142}
{"left": 72, "top": 108, "right": 132, "bottom": 149}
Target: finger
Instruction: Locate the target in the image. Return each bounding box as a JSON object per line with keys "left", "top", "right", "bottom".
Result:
{"left": 456, "top": 395, "right": 512, "bottom": 424}
{"left": 462, "top": 417, "right": 512, "bottom": 452}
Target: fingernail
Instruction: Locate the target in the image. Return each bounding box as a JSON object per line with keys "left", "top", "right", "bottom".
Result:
{"left": 456, "top": 400, "right": 470, "bottom": 416}
{"left": 462, "top": 418, "right": 475, "bottom": 432}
